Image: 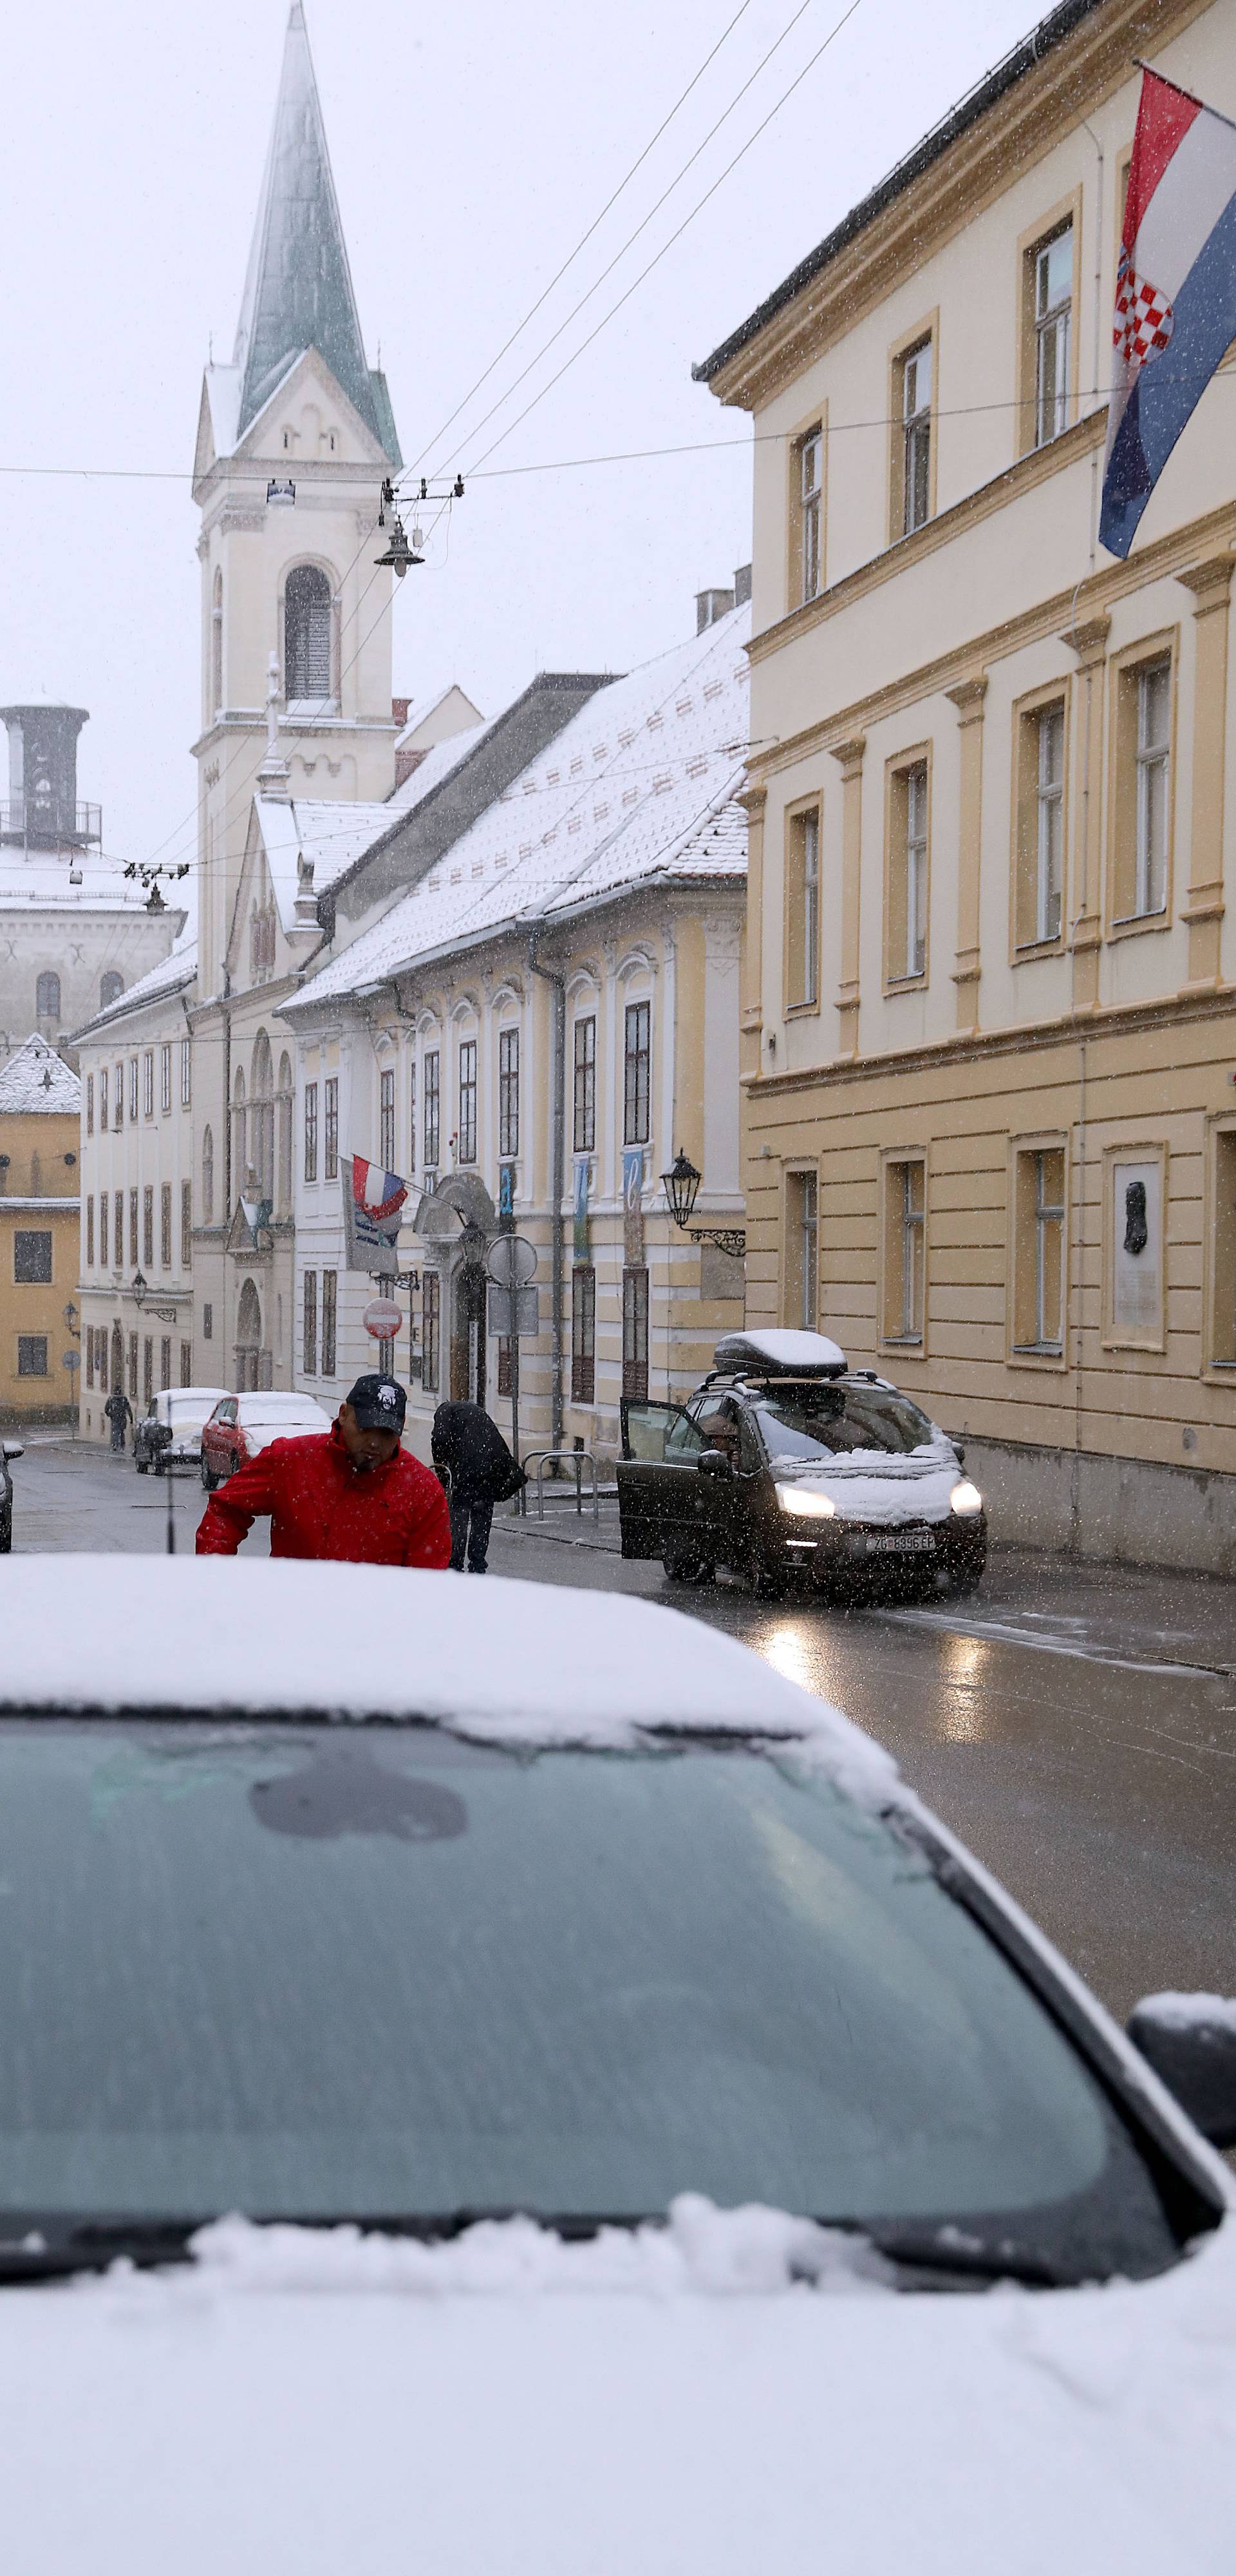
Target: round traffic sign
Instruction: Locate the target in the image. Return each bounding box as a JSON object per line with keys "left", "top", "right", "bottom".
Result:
{"left": 362, "top": 1296, "right": 402, "bottom": 1340}
{"left": 486, "top": 1233, "right": 538, "bottom": 1288}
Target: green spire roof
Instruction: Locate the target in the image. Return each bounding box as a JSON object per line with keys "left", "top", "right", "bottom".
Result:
{"left": 232, "top": 4, "right": 399, "bottom": 460}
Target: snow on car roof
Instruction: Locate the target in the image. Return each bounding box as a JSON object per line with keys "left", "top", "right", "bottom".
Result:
{"left": 714, "top": 1330, "right": 848, "bottom": 1376}
{"left": 238, "top": 1392, "right": 329, "bottom": 1412}
{"left": 0, "top": 1559, "right": 894, "bottom": 1802}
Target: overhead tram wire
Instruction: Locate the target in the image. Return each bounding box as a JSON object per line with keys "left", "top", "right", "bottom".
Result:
{"left": 463, "top": 0, "right": 867, "bottom": 478}
{"left": 407, "top": 0, "right": 758, "bottom": 474}
{"left": 410, "top": 0, "right": 816, "bottom": 480}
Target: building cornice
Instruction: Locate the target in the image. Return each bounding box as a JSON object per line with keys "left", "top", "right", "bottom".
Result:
{"left": 747, "top": 493, "right": 1236, "bottom": 781}
{"left": 700, "top": 0, "right": 1212, "bottom": 412}
{"left": 744, "top": 980, "right": 1236, "bottom": 1099}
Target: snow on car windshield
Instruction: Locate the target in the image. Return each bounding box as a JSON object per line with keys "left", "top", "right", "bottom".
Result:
{"left": 755, "top": 1383, "right": 938, "bottom": 1464}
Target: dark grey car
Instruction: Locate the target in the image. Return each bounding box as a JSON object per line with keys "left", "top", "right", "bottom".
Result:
{"left": 0, "top": 1435, "right": 22, "bottom": 1553}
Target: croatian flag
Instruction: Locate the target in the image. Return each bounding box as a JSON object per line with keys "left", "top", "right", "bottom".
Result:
{"left": 1101, "top": 68, "right": 1236, "bottom": 558}
{"left": 342, "top": 1153, "right": 408, "bottom": 1268}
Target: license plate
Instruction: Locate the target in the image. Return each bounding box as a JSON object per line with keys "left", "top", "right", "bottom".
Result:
{"left": 862, "top": 1530, "right": 934, "bottom": 1555}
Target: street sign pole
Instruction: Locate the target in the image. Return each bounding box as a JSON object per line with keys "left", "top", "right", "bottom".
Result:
{"left": 510, "top": 1318, "right": 520, "bottom": 1485}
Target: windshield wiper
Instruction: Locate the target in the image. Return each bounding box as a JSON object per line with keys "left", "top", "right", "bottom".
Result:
{"left": 0, "top": 2206, "right": 644, "bottom": 2282}
{"left": 861, "top": 2225, "right": 1085, "bottom": 2288}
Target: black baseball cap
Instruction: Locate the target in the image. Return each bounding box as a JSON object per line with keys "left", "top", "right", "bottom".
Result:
{"left": 345, "top": 1373, "right": 407, "bottom": 1431}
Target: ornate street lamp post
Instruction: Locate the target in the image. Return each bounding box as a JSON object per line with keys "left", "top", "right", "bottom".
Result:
{"left": 659, "top": 1149, "right": 746, "bottom": 1262}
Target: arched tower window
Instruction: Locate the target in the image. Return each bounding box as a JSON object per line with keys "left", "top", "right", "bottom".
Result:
{"left": 277, "top": 1052, "right": 294, "bottom": 1214}
{"left": 250, "top": 1031, "right": 274, "bottom": 1202}
{"left": 232, "top": 1069, "right": 247, "bottom": 1193}
{"left": 100, "top": 971, "right": 124, "bottom": 1010}
{"left": 285, "top": 564, "right": 332, "bottom": 702}
{"left": 202, "top": 1124, "right": 214, "bottom": 1226}
{"left": 35, "top": 971, "right": 61, "bottom": 1020}
{"left": 211, "top": 569, "right": 224, "bottom": 714}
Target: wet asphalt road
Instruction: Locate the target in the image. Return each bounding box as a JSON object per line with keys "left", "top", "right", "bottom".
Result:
{"left": 8, "top": 1434, "right": 1236, "bottom": 2023}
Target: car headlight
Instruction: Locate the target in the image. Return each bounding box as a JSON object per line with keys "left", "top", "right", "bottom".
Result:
{"left": 950, "top": 1479, "right": 983, "bottom": 1516}
{"left": 775, "top": 1482, "right": 836, "bottom": 1519}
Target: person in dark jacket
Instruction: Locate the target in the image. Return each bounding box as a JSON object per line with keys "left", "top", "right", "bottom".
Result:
{"left": 104, "top": 1386, "right": 133, "bottom": 1454}
{"left": 196, "top": 1374, "right": 450, "bottom": 1569}
{"left": 431, "top": 1398, "right": 523, "bottom": 1573}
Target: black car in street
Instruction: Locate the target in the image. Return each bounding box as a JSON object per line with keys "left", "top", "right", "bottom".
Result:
{"left": 617, "top": 1330, "right": 987, "bottom": 1600}
{"left": 0, "top": 1434, "right": 22, "bottom": 1553}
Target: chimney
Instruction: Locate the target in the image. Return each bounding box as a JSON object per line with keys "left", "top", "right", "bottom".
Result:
{"left": 733, "top": 563, "right": 752, "bottom": 607}
{"left": 391, "top": 696, "right": 411, "bottom": 729}
{"left": 696, "top": 586, "right": 735, "bottom": 634}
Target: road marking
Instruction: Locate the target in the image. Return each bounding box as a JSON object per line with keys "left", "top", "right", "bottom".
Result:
{"left": 881, "top": 1604, "right": 1235, "bottom": 1681}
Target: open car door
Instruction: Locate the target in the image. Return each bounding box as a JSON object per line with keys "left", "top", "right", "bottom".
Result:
{"left": 617, "top": 1399, "right": 707, "bottom": 1560}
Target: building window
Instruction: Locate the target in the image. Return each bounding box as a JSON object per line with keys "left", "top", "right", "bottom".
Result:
{"left": 100, "top": 1191, "right": 109, "bottom": 1269}
{"left": 1013, "top": 1144, "right": 1065, "bottom": 1354}
{"left": 303, "top": 1270, "right": 317, "bottom": 1376}
{"left": 124, "top": 1191, "right": 133, "bottom": 1267}
{"left": 497, "top": 1337, "right": 512, "bottom": 1397}
{"left": 572, "top": 1265, "right": 596, "bottom": 1403}
{"left": 624, "top": 1001, "right": 651, "bottom": 1146}
{"left": 794, "top": 427, "right": 823, "bottom": 604}
{"left": 17, "top": 1336, "right": 48, "bottom": 1377}
{"left": 161, "top": 1045, "right": 172, "bottom": 1115}
{"left": 784, "top": 1173, "right": 818, "bottom": 1330}
{"left": 573, "top": 1016, "right": 595, "bottom": 1153}
{"left": 180, "top": 1040, "right": 191, "bottom": 1107}
{"left": 498, "top": 1028, "right": 520, "bottom": 1159}
{"left": 181, "top": 1180, "right": 192, "bottom": 1270}
{"left": 324, "top": 1077, "right": 339, "bottom": 1181}
{"left": 321, "top": 1270, "right": 337, "bottom": 1378}
{"left": 211, "top": 567, "right": 223, "bottom": 711}
{"left": 458, "top": 1039, "right": 477, "bottom": 1164}
{"left": 86, "top": 1196, "right": 95, "bottom": 1267}
{"left": 303, "top": 1083, "right": 318, "bottom": 1182}
{"left": 785, "top": 805, "right": 820, "bottom": 1009}
{"left": 407, "top": 1062, "right": 417, "bottom": 1177}
{"left": 202, "top": 1126, "right": 214, "bottom": 1226}
{"left": 1033, "top": 223, "right": 1072, "bottom": 446}
{"left": 180, "top": 1341, "right": 192, "bottom": 1388}
{"left": 422, "top": 1271, "right": 440, "bottom": 1394}
{"left": 142, "top": 1052, "right": 152, "bottom": 1117}
{"left": 203, "top": 1303, "right": 213, "bottom": 1342}
{"left": 14, "top": 1230, "right": 52, "bottom": 1284}
{"left": 143, "top": 1338, "right": 154, "bottom": 1405}
{"left": 380, "top": 1067, "right": 396, "bottom": 1171}
{"left": 160, "top": 1336, "right": 172, "bottom": 1392}
{"left": 143, "top": 1186, "right": 154, "bottom": 1270}
{"left": 622, "top": 1267, "right": 649, "bottom": 1399}
{"left": 86, "top": 1075, "right": 94, "bottom": 1137}
{"left": 1015, "top": 697, "right": 1066, "bottom": 947}
{"left": 127, "top": 1331, "right": 137, "bottom": 1398}
{"left": 114, "top": 1065, "right": 123, "bottom": 1129}
{"left": 285, "top": 562, "right": 332, "bottom": 701}
{"left": 898, "top": 337, "right": 932, "bottom": 536}
{"left": 1211, "top": 1127, "right": 1236, "bottom": 1367}
{"left": 424, "top": 1050, "right": 440, "bottom": 1170}
{"left": 35, "top": 971, "right": 60, "bottom": 1020}
{"left": 887, "top": 759, "right": 929, "bottom": 982}
{"left": 1112, "top": 651, "right": 1172, "bottom": 923}
{"left": 882, "top": 1157, "right": 926, "bottom": 1344}
{"left": 100, "top": 971, "right": 123, "bottom": 1011}
{"left": 99, "top": 1068, "right": 108, "bottom": 1131}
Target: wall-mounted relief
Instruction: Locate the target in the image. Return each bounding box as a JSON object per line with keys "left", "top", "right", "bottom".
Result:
{"left": 1107, "top": 1151, "right": 1164, "bottom": 1347}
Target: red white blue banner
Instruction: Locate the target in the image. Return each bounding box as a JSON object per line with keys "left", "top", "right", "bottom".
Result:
{"left": 1101, "top": 68, "right": 1236, "bottom": 558}
{"left": 342, "top": 1154, "right": 408, "bottom": 1270}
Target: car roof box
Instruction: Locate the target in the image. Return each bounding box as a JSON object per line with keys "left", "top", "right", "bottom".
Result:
{"left": 713, "top": 1329, "right": 847, "bottom": 1379}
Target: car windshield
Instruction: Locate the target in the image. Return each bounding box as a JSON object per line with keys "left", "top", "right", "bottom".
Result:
{"left": 0, "top": 1721, "right": 1174, "bottom": 2278}
{"left": 753, "top": 1381, "right": 939, "bottom": 1463}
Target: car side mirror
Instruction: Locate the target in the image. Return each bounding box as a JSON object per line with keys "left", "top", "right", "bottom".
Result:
{"left": 2, "top": 1440, "right": 23, "bottom": 1461}
{"left": 698, "top": 1447, "right": 732, "bottom": 1479}
{"left": 1127, "top": 1993, "right": 1236, "bottom": 2147}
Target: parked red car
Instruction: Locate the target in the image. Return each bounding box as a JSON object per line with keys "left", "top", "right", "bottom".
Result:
{"left": 200, "top": 1392, "right": 334, "bottom": 1488}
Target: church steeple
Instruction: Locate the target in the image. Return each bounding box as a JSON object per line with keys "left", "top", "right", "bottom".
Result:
{"left": 232, "top": 3, "right": 399, "bottom": 461}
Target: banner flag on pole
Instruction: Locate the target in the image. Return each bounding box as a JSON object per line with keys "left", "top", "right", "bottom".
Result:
{"left": 342, "top": 1154, "right": 408, "bottom": 1271}
{"left": 1101, "top": 67, "right": 1236, "bottom": 558}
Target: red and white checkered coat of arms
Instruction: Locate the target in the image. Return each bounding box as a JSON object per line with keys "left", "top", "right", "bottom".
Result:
{"left": 1113, "top": 251, "right": 1175, "bottom": 368}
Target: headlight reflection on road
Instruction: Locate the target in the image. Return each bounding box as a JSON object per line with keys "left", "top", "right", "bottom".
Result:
{"left": 760, "top": 1624, "right": 818, "bottom": 1693}
{"left": 938, "top": 1629, "right": 991, "bottom": 1741}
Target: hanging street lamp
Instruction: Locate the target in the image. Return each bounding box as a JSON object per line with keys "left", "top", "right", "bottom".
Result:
{"left": 659, "top": 1149, "right": 746, "bottom": 1261}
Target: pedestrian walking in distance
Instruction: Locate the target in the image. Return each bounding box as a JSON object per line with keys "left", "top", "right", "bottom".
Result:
{"left": 431, "top": 1397, "right": 525, "bottom": 1574}
{"left": 196, "top": 1374, "right": 450, "bottom": 1568}
{"left": 103, "top": 1385, "right": 133, "bottom": 1455}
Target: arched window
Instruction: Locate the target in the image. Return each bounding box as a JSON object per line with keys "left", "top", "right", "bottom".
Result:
{"left": 35, "top": 971, "right": 61, "bottom": 1020}
{"left": 232, "top": 1069, "right": 247, "bottom": 1193}
{"left": 201, "top": 1124, "right": 214, "bottom": 1227}
{"left": 277, "top": 1052, "right": 294, "bottom": 1213}
{"left": 211, "top": 569, "right": 223, "bottom": 714}
{"left": 100, "top": 971, "right": 124, "bottom": 1010}
{"left": 236, "top": 1277, "right": 263, "bottom": 1392}
{"left": 250, "top": 1031, "right": 274, "bottom": 1201}
{"left": 285, "top": 564, "right": 332, "bottom": 701}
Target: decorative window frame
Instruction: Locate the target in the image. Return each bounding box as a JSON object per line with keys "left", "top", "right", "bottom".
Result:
{"left": 877, "top": 1144, "right": 929, "bottom": 1358}
{"left": 883, "top": 743, "right": 932, "bottom": 992}
{"left": 1014, "top": 188, "right": 1083, "bottom": 459}
{"left": 1105, "top": 628, "right": 1179, "bottom": 939}
{"left": 1203, "top": 1113, "right": 1236, "bottom": 1382}
{"left": 783, "top": 792, "right": 823, "bottom": 1018}
{"left": 786, "top": 402, "right": 827, "bottom": 614}
{"left": 1009, "top": 676, "right": 1072, "bottom": 959}
{"left": 1007, "top": 1130, "right": 1069, "bottom": 1370}
{"left": 886, "top": 310, "right": 939, "bottom": 545}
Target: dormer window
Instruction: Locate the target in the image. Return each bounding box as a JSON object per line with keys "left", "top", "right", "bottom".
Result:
{"left": 285, "top": 563, "right": 332, "bottom": 703}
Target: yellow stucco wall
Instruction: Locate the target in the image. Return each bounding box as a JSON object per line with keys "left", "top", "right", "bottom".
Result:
{"left": 0, "top": 1106, "right": 80, "bottom": 1417}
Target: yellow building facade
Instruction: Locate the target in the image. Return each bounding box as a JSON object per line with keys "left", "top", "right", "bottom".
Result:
{"left": 0, "top": 1036, "right": 81, "bottom": 1423}
{"left": 700, "top": 0, "right": 1236, "bottom": 1572}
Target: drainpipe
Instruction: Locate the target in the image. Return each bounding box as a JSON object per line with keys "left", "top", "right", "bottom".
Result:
{"left": 527, "top": 936, "right": 565, "bottom": 1452}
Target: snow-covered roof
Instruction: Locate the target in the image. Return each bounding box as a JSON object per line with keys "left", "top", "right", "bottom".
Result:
{"left": 71, "top": 937, "right": 197, "bottom": 1045}
{"left": 0, "top": 1032, "right": 80, "bottom": 1114}
{"left": 254, "top": 799, "right": 393, "bottom": 930}
{"left": 384, "top": 718, "right": 489, "bottom": 812}
{"left": 393, "top": 683, "right": 484, "bottom": 757}
{"left": 0, "top": 848, "right": 152, "bottom": 914}
{"left": 288, "top": 604, "right": 750, "bottom": 1009}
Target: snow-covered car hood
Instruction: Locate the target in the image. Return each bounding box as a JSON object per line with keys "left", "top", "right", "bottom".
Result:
{"left": 241, "top": 1423, "right": 329, "bottom": 1456}
{"left": 3, "top": 2201, "right": 1234, "bottom": 2573}
{"left": 771, "top": 1443, "right": 964, "bottom": 1524}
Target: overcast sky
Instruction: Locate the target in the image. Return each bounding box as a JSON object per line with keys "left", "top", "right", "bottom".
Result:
{"left": 1, "top": 0, "right": 1040, "bottom": 873}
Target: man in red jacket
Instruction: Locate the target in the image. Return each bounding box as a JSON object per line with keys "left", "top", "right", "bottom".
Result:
{"left": 196, "top": 1374, "right": 451, "bottom": 1569}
